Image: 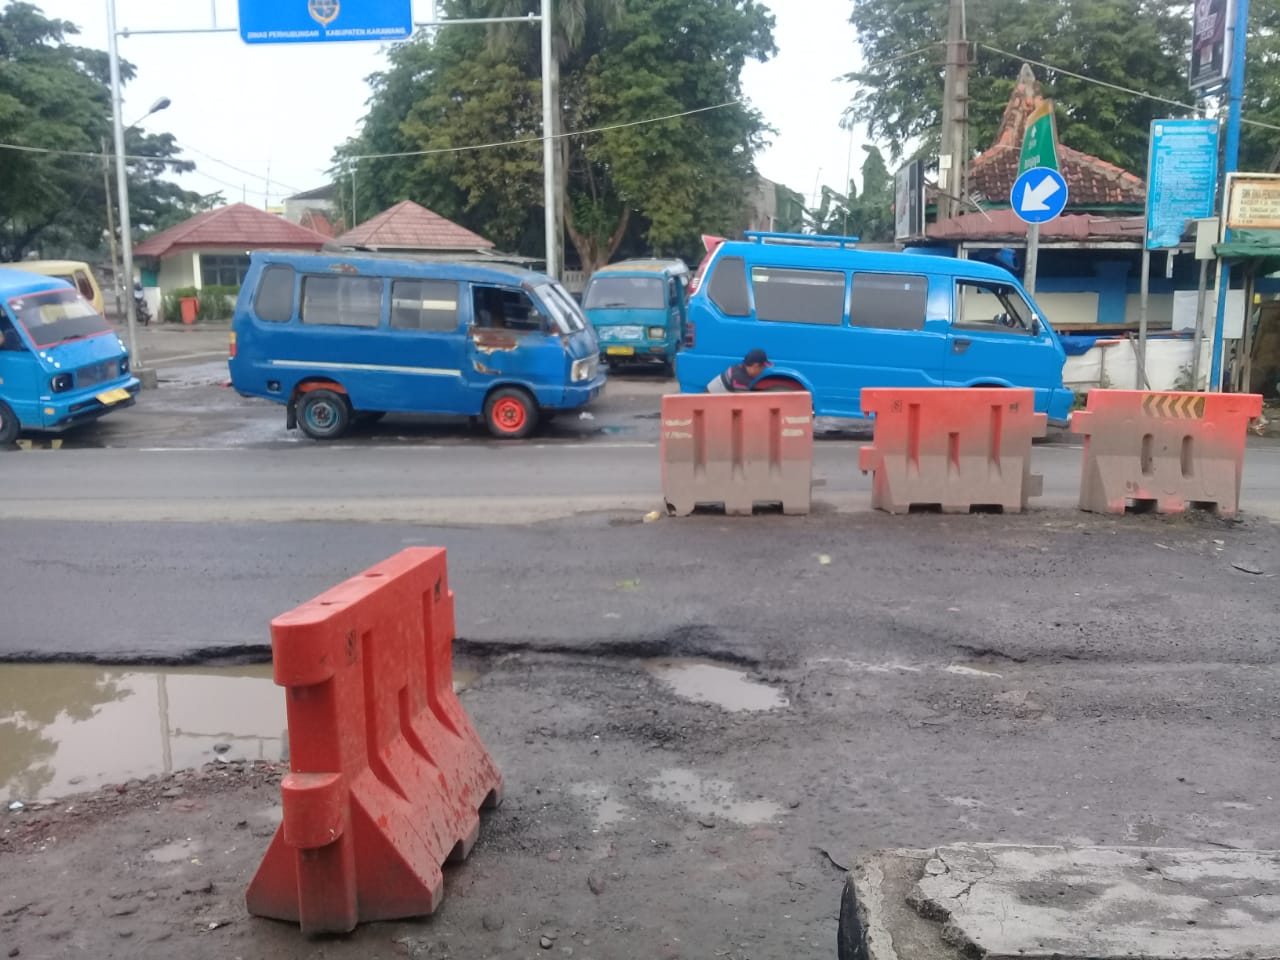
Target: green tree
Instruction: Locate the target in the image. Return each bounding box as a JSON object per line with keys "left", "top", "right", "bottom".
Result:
{"left": 0, "top": 2, "right": 202, "bottom": 261}
{"left": 1240, "top": 0, "right": 1280, "bottom": 170}
{"left": 335, "top": 0, "right": 776, "bottom": 271}
{"left": 807, "top": 146, "right": 894, "bottom": 241}
{"left": 845, "top": 0, "right": 1191, "bottom": 174}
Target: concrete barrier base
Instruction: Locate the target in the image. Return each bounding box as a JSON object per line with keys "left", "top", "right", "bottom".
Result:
{"left": 840, "top": 843, "right": 1280, "bottom": 960}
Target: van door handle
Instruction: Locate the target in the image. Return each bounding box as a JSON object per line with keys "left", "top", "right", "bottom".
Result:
{"left": 952, "top": 338, "right": 972, "bottom": 354}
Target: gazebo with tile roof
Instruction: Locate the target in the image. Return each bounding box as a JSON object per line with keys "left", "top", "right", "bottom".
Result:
{"left": 334, "top": 200, "right": 495, "bottom": 254}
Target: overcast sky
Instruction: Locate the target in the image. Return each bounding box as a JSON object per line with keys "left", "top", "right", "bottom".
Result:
{"left": 33, "top": 0, "right": 866, "bottom": 214}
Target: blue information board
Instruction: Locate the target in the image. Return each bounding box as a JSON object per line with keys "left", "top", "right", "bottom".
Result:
{"left": 1146, "top": 119, "right": 1220, "bottom": 250}
{"left": 239, "top": 0, "right": 413, "bottom": 45}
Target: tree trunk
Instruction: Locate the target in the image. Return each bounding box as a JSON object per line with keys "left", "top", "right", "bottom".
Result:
{"left": 564, "top": 204, "right": 631, "bottom": 276}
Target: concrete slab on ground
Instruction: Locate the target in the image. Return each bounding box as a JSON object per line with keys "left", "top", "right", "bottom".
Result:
{"left": 841, "top": 843, "right": 1280, "bottom": 960}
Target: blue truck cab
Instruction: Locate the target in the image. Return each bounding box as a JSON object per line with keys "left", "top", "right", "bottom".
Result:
{"left": 229, "top": 252, "right": 605, "bottom": 440}
{"left": 677, "top": 232, "right": 1074, "bottom": 423}
{"left": 0, "top": 268, "right": 140, "bottom": 445}
{"left": 582, "top": 259, "right": 689, "bottom": 372}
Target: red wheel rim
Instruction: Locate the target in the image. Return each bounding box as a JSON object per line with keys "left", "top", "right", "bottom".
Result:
{"left": 493, "top": 397, "right": 527, "bottom": 433}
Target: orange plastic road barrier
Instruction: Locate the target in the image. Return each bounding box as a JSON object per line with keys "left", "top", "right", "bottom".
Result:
{"left": 661, "top": 392, "right": 813, "bottom": 515}
{"left": 1072, "top": 390, "right": 1263, "bottom": 517}
{"left": 245, "top": 548, "right": 502, "bottom": 935}
{"left": 858, "top": 388, "right": 1046, "bottom": 514}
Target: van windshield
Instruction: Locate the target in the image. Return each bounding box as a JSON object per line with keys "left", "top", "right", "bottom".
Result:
{"left": 534, "top": 283, "right": 588, "bottom": 333}
{"left": 584, "top": 276, "right": 664, "bottom": 310}
{"left": 8, "top": 289, "right": 111, "bottom": 347}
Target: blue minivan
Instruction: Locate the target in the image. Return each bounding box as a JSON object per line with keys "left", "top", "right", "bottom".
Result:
{"left": 0, "top": 268, "right": 139, "bottom": 445}
{"left": 582, "top": 259, "right": 688, "bottom": 372}
{"left": 677, "top": 232, "right": 1074, "bottom": 423}
{"left": 229, "top": 252, "right": 605, "bottom": 439}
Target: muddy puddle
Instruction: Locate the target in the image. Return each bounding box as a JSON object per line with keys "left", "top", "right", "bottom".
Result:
{"left": 647, "top": 659, "right": 788, "bottom": 712}
{"left": 1, "top": 663, "right": 481, "bottom": 803}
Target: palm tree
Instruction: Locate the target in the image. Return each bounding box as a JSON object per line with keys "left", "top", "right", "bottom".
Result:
{"left": 472, "top": 0, "right": 624, "bottom": 271}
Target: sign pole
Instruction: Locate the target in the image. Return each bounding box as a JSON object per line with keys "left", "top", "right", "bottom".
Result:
{"left": 1025, "top": 223, "right": 1039, "bottom": 296}
{"left": 1191, "top": 258, "right": 1210, "bottom": 389}
{"left": 1137, "top": 247, "right": 1151, "bottom": 387}
{"left": 1210, "top": 0, "right": 1250, "bottom": 391}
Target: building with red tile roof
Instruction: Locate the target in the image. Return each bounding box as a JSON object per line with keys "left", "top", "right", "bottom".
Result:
{"left": 134, "top": 203, "right": 328, "bottom": 299}
{"left": 334, "top": 200, "right": 494, "bottom": 253}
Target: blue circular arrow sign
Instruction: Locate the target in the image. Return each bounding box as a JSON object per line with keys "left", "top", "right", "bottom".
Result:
{"left": 1011, "top": 168, "right": 1069, "bottom": 224}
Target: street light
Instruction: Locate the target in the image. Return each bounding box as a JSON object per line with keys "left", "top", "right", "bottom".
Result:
{"left": 107, "top": 0, "right": 172, "bottom": 377}
{"left": 103, "top": 97, "right": 170, "bottom": 321}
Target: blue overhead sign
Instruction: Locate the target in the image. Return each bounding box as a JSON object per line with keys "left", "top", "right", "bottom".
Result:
{"left": 1011, "top": 167, "right": 1069, "bottom": 224}
{"left": 1146, "top": 119, "right": 1220, "bottom": 250}
{"left": 239, "top": 0, "right": 413, "bottom": 45}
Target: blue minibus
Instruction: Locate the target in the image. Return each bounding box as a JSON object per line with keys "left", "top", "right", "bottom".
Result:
{"left": 582, "top": 259, "right": 688, "bottom": 372}
{"left": 677, "top": 233, "right": 1074, "bottom": 423}
{"left": 0, "top": 268, "right": 139, "bottom": 445}
{"left": 229, "top": 252, "right": 604, "bottom": 440}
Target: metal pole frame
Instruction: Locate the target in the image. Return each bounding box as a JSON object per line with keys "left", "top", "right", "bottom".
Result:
{"left": 106, "top": 0, "right": 140, "bottom": 369}
{"left": 1210, "top": 0, "right": 1250, "bottom": 392}
{"left": 108, "top": 3, "right": 560, "bottom": 373}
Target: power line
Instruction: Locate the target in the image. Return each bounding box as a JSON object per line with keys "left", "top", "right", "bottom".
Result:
{"left": 172, "top": 139, "right": 308, "bottom": 195}
{"left": 978, "top": 43, "right": 1280, "bottom": 134}
{"left": 349, "top": 98, "right": 747, "bottom": 161}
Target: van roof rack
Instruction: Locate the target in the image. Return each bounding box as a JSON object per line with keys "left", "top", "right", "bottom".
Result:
{"left": 743, "top": 231, "right": 860, "bottom": 249}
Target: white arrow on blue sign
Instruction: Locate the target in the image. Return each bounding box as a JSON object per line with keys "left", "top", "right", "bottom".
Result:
{"left": 1011, "top": 168, "right": 1069, "bottom": 224}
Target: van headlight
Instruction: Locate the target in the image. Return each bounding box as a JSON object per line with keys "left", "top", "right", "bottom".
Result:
{"left": 571, "top": 356, "right": 597, "bottom": 382}
{"left": 647, "top": 327, "right": 665, "bottom": 340}
{"left": 119, "top": 356, "right": 130, "bottom": 375}
{"left": 51, "top": 373, "right": 74, "bottom": 392}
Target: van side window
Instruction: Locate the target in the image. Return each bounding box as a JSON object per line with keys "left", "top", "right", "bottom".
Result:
{"left": 955, "top": 280, "right": 1036, "bottom": 334}
{"left": 751, "top": 267, "right": 844, "bottom": 325}
{"left": 73, "top": 271, "right": 95, "bottom": 302}
{"left": 0, "top": 314, "right": 23, "bottom": 351}
{"left": 849, "top": 273, "right": 928, "bottom": 330}
{"left": 254, "top": 265, "right": 296, "bottom": 322}
{"left": 391, "top": 279, "right": 459, "bottom": 332}
{"left": 472, "top": 286, "right": 545, "bottom": 333}
{"left": 300, "top": 275, "right": 382, "bottom": 328}
{"left": 668, "top": 277, "right": 680, "bottom": 306}
{"left": 707, "top": 256, "right": 750, "bottom": 317}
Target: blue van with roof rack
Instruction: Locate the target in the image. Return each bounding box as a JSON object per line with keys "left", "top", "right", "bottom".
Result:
{"left": 582, "top": 258, "right": 689, "bottom": 372}
{"left": 0, "top": 267, "right": 139, "bottom": 445}
{"left": 677, "top": 231, "right": 1074, "bottom": 423}
{"left": 229, "top": 251, "right": 605, "bottom": 439}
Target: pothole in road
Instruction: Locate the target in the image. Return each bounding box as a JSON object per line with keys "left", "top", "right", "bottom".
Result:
{"left": 1, "top": 663, "right": 480, "bottom": 803}
{"left": 647, "top": 768, "right": 785, "bottom": 825}
{"left": 647, "top": 659, "right": 788, "bottom": 713}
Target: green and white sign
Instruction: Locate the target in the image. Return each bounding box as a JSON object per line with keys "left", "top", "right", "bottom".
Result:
{"left": 1019, "top": 101, "right": 1060, "bottom": 174}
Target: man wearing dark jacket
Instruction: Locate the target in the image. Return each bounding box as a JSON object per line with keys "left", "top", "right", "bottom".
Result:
{"left": 705, "top": 349, "right": 771, "bottom": 393}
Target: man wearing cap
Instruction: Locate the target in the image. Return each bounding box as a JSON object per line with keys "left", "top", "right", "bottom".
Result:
{"left": 706, "top": 349, "right": 771, "bottom": 393}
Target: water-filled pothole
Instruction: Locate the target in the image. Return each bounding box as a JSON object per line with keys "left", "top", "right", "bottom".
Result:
{"left": 647, "top": 659, "right": 787, "bottom": 712}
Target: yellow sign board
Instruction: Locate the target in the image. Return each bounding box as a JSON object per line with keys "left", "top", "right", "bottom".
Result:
{"left": 1224, "top": 173, "right": 1280, "bottom": 231}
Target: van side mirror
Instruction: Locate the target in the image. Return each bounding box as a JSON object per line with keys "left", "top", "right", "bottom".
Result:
{"left": 1031, "top": 317, "right": 1042, "bottom": 337}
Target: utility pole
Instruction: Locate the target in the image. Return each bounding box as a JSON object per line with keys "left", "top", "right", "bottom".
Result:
{"left": 937, "top": 0, "right": 969, "bottom": 222}
{"left": 101, "top": 137, "right": 122, "bottom": 319}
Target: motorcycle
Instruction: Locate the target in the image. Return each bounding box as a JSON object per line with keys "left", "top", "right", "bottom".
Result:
{"left": 133, "top": 285, "right": 151, "bottom": 327}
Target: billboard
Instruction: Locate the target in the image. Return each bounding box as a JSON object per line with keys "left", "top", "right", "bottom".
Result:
{"left": 239, "top": 0, "right": 413, "bottom": 45}
{"left": 1145, "top": 119, "right": 1220, "bottom": 249}
{"left": 894, "top": 160, "right": 925, "bottom": 241}
{"left": 1190, "top": 0, "right": 1233, "bottom": 91}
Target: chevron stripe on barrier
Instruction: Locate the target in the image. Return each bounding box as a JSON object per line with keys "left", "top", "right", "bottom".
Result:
{"left": 1141, "top": 394, "right": 1207, "bottom": 419}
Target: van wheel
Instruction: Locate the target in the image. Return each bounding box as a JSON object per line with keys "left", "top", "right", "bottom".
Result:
{"left": 485, "top": 388, "right": 538, "bottom": 439}
{"left": 0, "top": 400, "right": 19, "bottom": 446}
{"left": 297, "top": 389, "right": 351, "bottom": 440}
